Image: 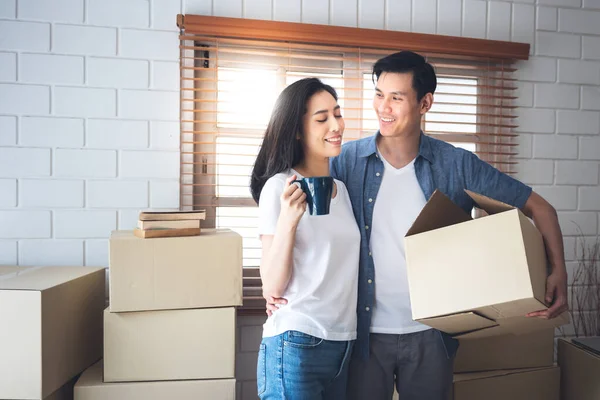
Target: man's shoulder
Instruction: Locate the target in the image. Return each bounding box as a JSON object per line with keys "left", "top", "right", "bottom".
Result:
{"left": 425, "top": 134, "right": 471, "bottom": 163}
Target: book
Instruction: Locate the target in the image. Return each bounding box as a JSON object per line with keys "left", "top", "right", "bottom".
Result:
{"left": 133, "top": 227, "right": 201, "bottom": 239}
{"left": 139, "top": 209, "right": 206, "bottom": 221}
{"left": 137, "top": 219, "right": 200, "bottom": 230}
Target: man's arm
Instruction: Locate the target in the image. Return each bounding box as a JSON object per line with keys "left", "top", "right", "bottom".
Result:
{"left": 521, "top": 191, "right": 568, "bottom": 319}
{"left": 462, "top": 150, "right": 568, "bottom": 319}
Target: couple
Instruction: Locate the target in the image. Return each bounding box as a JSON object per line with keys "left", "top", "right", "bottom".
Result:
{"left": 250, "top": 51, "right": 568, "bottom": 400}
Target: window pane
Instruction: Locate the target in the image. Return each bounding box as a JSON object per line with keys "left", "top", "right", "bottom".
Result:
{"left": 217, "top": 68, "right": 278, "bottom": 129}
{"left": 216, "top": 136, "right": 261, "bottom": 198}
{"left": 216, "top": 206, "right": 260, "bottom": 267}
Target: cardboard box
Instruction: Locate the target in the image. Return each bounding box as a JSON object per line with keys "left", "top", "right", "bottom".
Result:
{"left": 452, "top": 366, "right": 560, "bottom": 400}
{"left": 103, "top": 307, "right": 236, "bottom": 382}
{"left": 454, "top": 329, "right": 555, "bottom": 373}
{"left": 558, "top": 338, "right": 600, "bottom": 400}
{"left": 109, "top": 229, "right": 242, "bottom": 312}
{"left": 75, "top": 361, "right": 236, "bottom": 400}
{"left": 0, "top": 266, "right": 105, "bottom": 400}
{"left": 405, "top": 190, "right": 568, "bottom": 339}
{"left": 45, "top": 376, "right": 77, "bottom": 400}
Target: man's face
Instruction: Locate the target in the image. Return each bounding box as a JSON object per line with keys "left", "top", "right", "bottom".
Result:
{"left": 372, "top": 71, "right": 430, "bottom": 138}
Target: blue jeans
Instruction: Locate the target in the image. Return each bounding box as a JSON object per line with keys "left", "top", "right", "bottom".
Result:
{"left": 257, "top": 331, "right": 354, "bottom": 399}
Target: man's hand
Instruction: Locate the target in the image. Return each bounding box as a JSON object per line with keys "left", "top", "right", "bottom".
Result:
{"left": 526, "top": 270, "right": 568, "bottom": 319}
{"left": 265, "top": 295, "right": 288, "bottom": 317}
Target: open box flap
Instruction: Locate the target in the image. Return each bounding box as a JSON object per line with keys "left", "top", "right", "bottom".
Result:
{"left": 465, "top": 190, "right": 515, "bottom": 215}
{"left": 406, "top": 190, "right": 471, "bottom": 237}
{"left": 453, "top": 366, "right": 557, "bottom": 383}
{"left": 418, "top": 311, "right": 498, "bottom": 336}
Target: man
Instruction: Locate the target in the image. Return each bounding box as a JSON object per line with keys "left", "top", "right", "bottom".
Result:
{"left": 268, "top": 51, "right": 568, "bottom": 399}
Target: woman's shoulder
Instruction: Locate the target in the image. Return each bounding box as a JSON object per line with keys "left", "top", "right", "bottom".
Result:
{"left": 261, "top": 171, "right": 291, "bottom": 197}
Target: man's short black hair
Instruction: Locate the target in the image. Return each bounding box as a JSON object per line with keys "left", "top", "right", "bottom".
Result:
{"left": 372, "top": 51, "right": 437, "bottom": 101}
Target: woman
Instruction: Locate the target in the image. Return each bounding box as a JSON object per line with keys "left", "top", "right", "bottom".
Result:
{"left": 250, "top": 78, "right": 360, "bottom": 399}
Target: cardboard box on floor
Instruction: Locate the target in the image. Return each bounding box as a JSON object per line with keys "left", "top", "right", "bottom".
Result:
{"left": 558, "top": 338, "right": 600, "bottom": 400}
{"left": 454, "top": 329, "right": 555, "bottom": 373}
{"left": 75, "top": 361, "right": 236, "bottom": 400}
{"left": 452, "top": 366, "right": 560, "bottom": 400}
{"left": 109, "top": 229, "right": 243, "bottom": 312}
{"left": 405, "top": 190, "right": 568, "bottom": 340}
{"left": 103, "top": 307, "right": 236, "bottom": 382}
{"left": 45, "top": 376, "right": 78, "bottom": 400}
{"left": 0, "top": 266, "right": 105, "bottom": 400}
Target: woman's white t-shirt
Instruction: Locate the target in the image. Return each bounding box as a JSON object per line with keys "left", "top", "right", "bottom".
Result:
{"left": 258, "top": 170, "right": 361, "bottom": 341}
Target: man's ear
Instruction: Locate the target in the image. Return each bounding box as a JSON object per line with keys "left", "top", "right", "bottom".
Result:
{"left": 420, "top": 93, "right": 434, "bottom": 115}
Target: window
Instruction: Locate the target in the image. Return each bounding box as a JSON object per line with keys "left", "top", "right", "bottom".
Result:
{"left": 178, "top": 15, "right": 528, "bottom": 312}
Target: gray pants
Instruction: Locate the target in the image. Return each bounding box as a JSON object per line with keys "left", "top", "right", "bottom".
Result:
{"left": 347, "top": 329, "right": 454, "bottom": 400}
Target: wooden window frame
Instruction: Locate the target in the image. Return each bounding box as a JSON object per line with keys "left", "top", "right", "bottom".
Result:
{"left": 178, "top": 15, "right": 530, "bottom": 315}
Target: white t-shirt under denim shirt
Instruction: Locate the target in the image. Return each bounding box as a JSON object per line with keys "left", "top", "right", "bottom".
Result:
{"left": 258, "top": 169, "right": 361, "bottom": 341}
{"left": 369, "top": 151, "right": 431, "bottom": 334}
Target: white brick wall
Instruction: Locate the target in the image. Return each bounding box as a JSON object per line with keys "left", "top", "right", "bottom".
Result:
{"left": 0, "top": 210, "right": 51, "bottom": 238}
{"left": 88, "top": 0, "right": 150, "bottom": 28}
{"left": 537, "top": 7, "right": 558, "bottom": 31}
{"left": 533, "top": 134, "right": 578, "bottom": 159}
{"left": 0, "top": 0, "right": 16, "bottom": 18}
{"left": 1, "top": 1, "right": 600, "bottom": 398}
{"left": 0, "top": 20, "right": 50, "bottom": 52}
{"left": 149, "top": 180, "right": 179, "bottom": 208}
{"left": 0, "top": 116, "right": 17, "bottom": 146}
{"left": 0, "top": 179, "right": 17, "bottom": 207}
{"left": 0, "top": 241, "right": 17, "bottom": 264}
{"left": 19, "top": 239, "right": 84, "bottom": 266}
{"left": 20, "top": 179, "right": 84, "bottom": 208}
{"left": 0, "top": 52, "right": 16, "bottom": 81}
{"left": 557, "top": 110, "right": 600, "bottom": 134}
{"left": 52, "top": 25, "right": 117, "bottom": 56}
{"left": 556, "top": 160, "right": 600, "bottom": 184}
{"left": 18, "top": 0, "right": 83, "bottom": 23}
{"left": 358, "top": 0, "right": 384, "bottom": 30}
{"left": 579, "top": 136, "right": 600, "bottom": 159}
{"left": 87, "top": 58, "right": 149, "bottom": 89}
{"left": 558, "top": 59, "right": 600, "bottom": 85}
{"left": 54, "top": 210, "right": 117, "bottom": 238}
{"left": 84, "top": 239, "right": 109, "bottom": 267}
{"left": 21, "top": 117, "right": 85, "bottom": 147}
{"left": 535, "top": 83, "right": 579, "bottom": 109}
{"left": 86, "top": 119, "right": 149, "bottom": 149}
{"left": 0, "top": 147, "right": 51, "bottom": 177}
{"left": 244, "top": 0, "right": 272, "bottom": 20}
{"left": 302, "top": 0, "right": 329, "bottom": 25}
{"left": 54, "top": 87, "right": 117, "bottom": 117}
{"left": 20, "top": 53, "right": 84, "bottom": 85}
{"left": 86, "top": 180, "right": 148, "bottom": 208}
{"left": 0, "top": 83, "right": 50, "bottom": 114}
{"left": 54, "top": 149, "right": 117, "bottom": 178}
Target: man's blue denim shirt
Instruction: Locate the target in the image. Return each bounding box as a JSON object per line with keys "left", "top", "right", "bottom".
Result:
{"left": 330, "top": 132, "right": 532, "bottom": 359}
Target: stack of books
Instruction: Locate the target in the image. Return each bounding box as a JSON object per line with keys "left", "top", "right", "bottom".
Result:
{"left": 133, "top": 210, "right": 206, "bottom": 238}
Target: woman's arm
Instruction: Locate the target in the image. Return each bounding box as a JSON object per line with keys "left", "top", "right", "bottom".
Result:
{"left": 260, "top": 175, "right": 306, "bottom": 299}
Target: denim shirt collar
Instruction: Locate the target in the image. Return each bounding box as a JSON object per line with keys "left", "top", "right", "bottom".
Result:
{"left": 356, "top": 131, "right": 435, "bottom": 164}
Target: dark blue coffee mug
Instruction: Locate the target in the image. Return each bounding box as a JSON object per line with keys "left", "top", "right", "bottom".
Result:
{"left": 293, "top": 176, "right": 334, "bottom": 216}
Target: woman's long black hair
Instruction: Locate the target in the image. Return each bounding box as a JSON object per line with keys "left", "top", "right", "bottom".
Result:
{"left": 250, "top": 78, "right": 338, "bottom": 204}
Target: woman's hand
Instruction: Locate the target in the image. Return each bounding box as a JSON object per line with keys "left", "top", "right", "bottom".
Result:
{"left": 278, "top": 175, "right": 307, "bottom": 228}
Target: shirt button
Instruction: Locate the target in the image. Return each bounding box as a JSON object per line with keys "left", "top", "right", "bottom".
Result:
{"left": 368, "top": 279, "right": 372, "bottom": 284}
{"left": 365, "top": 307, "right": 370, "bottom": 311}
{"left": 368, "top": 198, "right": 373, "bottom": 203}
{"left": 365, "top": 225, "right": 369, "bottom": 230}
{"left": 376, "top": 172, "right": 380, "bottom": 177}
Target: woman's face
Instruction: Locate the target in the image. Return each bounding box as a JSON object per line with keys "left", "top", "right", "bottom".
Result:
{"left": 301, "top": 90, "right": 345, "bottom": 159}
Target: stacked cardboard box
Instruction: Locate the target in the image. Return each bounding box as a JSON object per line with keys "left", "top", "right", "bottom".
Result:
{"left": 74, "top": 228, "right": 243, "bottom": 399}
{"left": 558, "top": 337, "right": 600, "bottom": 400}
{"left": 405, "top": 190, "right": 567, "bottom": 399}
{"left": 0, "top": 266, "right": 105, "bottom": 400}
